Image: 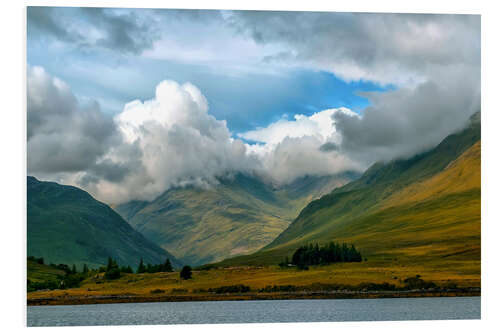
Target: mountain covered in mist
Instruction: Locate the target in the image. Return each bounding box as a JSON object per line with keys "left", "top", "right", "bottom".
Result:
{"left": 219, "top": 112, "right": 481, "bottom": 269}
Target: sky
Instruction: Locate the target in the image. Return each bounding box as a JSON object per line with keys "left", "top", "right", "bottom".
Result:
{"left": 26, "top": 7, "right": 481, "bottom": 204}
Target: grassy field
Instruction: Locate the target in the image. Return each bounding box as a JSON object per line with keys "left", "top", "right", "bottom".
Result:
{"left": 27, "top": 256, "right": 480, "bottom": 305}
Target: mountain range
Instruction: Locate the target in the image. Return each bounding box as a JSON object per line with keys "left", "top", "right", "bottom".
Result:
{"left": 27, "top": 112, "right": 480, "bottom": 273}
{"left": 114, "top": 171, "right": 359, "bottom": 265}
{"left": 219, "top": 112, "right": 480, "bottom": 268}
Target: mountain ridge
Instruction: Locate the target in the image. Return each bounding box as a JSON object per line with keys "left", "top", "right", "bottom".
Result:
{"left": 217, "top": 112, "right": 480, "bottom": 268}
{"left": 27, "top": 176, "right": 181, "bottom": 268}
{"left": 114, "top": 171, "right": 360, "bottom": 266}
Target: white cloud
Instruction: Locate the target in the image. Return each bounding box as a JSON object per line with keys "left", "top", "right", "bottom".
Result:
{"left": 240, "top": 108, "right": 362, "bottom": 184}
{"left": 239, "top": 107, "right": 356, "bottom": 145}
{"left": 88, "top": 79, "right": 260, "bottom": 203}
{"left": 28, "top": 68, "right": 363, "bottom": 204}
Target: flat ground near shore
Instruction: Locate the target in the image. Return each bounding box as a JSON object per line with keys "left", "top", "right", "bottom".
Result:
{"left": 28, "top": 258, "right": 480, "bottom": 304}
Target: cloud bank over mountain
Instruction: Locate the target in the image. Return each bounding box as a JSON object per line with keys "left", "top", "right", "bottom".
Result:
{"left": 27, "top": 10, "right": 480, "bottom": 204}
{"left": 28, "top": 67, "right": 363, "bottom": 203}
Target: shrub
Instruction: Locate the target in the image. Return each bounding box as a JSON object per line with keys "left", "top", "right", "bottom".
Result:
{"left": 171, "top": 288, "right": 188, "bottom": 294}
{"left": 180, "top": 266, "right": 192, "bottom": 280}
{"left": 150, "top": 289, "right": 165, "bottom": 294}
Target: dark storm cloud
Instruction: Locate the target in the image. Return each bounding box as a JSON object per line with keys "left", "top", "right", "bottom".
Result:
{"left": 79, "top": 7, "right": 159, "bottom": 54}
{"left": 27, "top": 7, "right": 160, "bottom": 54}
{"left": 333, "top": 67, "right": 481, "bottom": 164}
{"left": 27, "top": 7, "right": 79, "bottom": 42}
{"left": 319, "top": 142, "right": 339, "bottom": 152}
{"left": 77, "top": 158, "right": 138, "bottom": 187}
{"left": 228, "top": 11, "right": 480, "bottom": 84}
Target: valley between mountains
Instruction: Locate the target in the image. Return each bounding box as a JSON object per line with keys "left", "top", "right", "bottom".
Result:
{"left": 27, "top": 112, "right": 481, "bottom": 303}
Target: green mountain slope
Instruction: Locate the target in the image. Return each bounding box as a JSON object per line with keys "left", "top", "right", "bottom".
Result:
{"left": 27, "top": 176, "right": 181, "bottom": 268}
{"left": 219, "top": 112, "right": 480, "bottom": 268}
{"left": 115, "top": 172, "right": 358, "bottom": 266}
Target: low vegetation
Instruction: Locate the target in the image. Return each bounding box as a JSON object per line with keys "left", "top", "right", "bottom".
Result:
{"left": 208, "top": 284, "right": 251, "bottom": 294}
{"left": 27, "top": 256, "right": 175, "bottom": 291}
{"left": 28, "top": 255, "right": 480, "bottom": 306}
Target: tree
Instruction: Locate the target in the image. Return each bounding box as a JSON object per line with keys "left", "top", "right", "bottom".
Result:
{"left": 82, "top": 264, "right": 89, "bottom": 274}
{"left": 137, "top": 258, "right": 146, "bottom": 274}
{"left": 163, "top": 258, "right": 173, "bottom": 272}
{"left": 104, "top": 267, "right": 121, "bottom": 280}
{"left": 120, "top": 265, "right": 133, "bottom": 273}
{"left": 71, "top": 264, "right": 77, "bottom": 274}
{"left": 107, "top": 257, "right": 118, "bottom": 271}
{"left": 180, "top": 265, "right": 192, "bottom": 280}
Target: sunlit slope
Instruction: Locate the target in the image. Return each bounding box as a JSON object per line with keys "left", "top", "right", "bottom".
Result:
{"left": 27, "top": 177, "right": 181, "bottom": 268}
{"left": 115, "top": 172, "right": 357, "bottom": 266}
{"left": 383, "top": 141, "right": 480, "bottom": 207}
{"left": 219, "top": 114, "right": 480, "bottom": 267}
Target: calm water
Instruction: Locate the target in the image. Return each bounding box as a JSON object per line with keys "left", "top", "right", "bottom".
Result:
{"left": 27, "top": 296, "right": 480, "bottom": 327}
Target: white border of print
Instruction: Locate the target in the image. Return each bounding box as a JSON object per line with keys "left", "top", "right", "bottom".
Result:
{"left": 2, "top": 0, "right": 499, "bottom": 332}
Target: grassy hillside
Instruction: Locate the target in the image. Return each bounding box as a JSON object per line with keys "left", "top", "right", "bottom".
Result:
{"left": 115, "top": 172, "right": 358, "bottom": 266}
{"left": 27, "top": 257, "right": 66, "bottom": 284}
{"left": 27, "top": 177, "right": 181, "bottom": 268}
{"left": 219, "top": 113, "right": 480, "bottom": 274}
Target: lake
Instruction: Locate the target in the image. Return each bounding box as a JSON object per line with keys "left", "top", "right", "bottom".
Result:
{"left": 27, "top": 296, "right": 480, "bottom": 326}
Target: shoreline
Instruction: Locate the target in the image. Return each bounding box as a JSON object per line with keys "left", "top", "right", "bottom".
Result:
{"left": 27, "top": 289, "right": 480, "bottom": 306}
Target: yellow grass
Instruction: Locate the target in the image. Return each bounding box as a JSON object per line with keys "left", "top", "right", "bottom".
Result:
{"left": 28, "top": 257, "right": 480, "bottom": 302}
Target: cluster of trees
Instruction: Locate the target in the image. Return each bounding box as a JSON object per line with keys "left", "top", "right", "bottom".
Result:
{"left": 280, "top": 242, "right": 363, "bottom": 269}
{"left": 136, "top": 258, "right": 173, "bottom": 274}
{"left": 103, "top": 257, "right": 124, "bottom": 280}
{"left": 28, "top": 256, "right": 199, "bottom": 293}
{"left": 27, "top": 256, "right": 177, "bottom": 290}
{"left": 27, "top": 256, "right": 87, "bottom": 291}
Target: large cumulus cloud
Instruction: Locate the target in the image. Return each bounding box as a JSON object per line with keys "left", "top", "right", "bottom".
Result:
{"left": 27, "top": 67, "right": 363, "bottom": 204}
{"left": 27, "top": 66, "right": 125, "bottom": 181}
{"left": 27, "top": 67, "right": 263, "bottom": 203}
{"left": 91, "top": 80, "right": 260, "bottom": 203}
